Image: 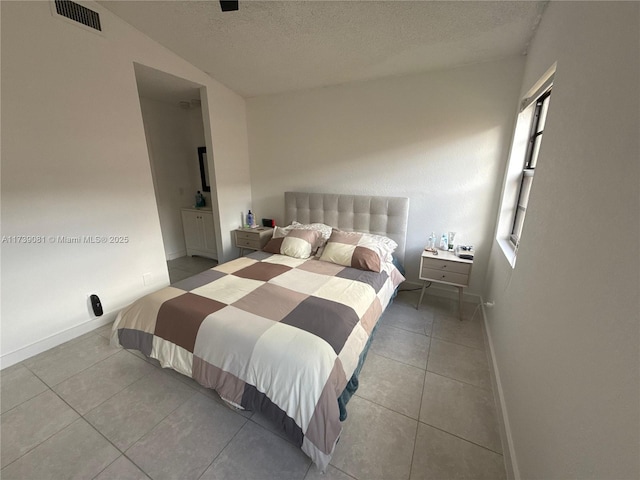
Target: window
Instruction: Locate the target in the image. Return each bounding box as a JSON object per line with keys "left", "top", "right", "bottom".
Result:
{"left": 510, "top": 87, "right": 552, "bottom": 247}
{"left": 495, "top": 64, "right": 555, "bottom": 267}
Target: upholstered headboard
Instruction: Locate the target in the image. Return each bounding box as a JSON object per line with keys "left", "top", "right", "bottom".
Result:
{"left": 284, "top": 192, "right": 410, "bottom": 264}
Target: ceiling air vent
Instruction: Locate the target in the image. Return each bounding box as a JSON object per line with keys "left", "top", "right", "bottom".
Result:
{"left": 54, "top": 0, "right": 101, "bottom": 31}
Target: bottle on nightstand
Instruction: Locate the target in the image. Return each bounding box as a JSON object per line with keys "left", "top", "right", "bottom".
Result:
{"left": 427, "top": 232, "right": 436, "bottom": 249}
{"left": 439, "top": 233, "right": 448, "bottom": 250}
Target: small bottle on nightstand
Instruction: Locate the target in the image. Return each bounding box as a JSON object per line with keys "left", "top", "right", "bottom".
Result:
{"left": 440, "top": 233, "right": 448, "bottom": 250}
{"left": 427, "top": 232, "right": 436, "bottom": 249}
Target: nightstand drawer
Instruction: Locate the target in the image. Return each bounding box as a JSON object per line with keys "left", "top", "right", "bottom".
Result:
{"left": 236, "top": 238, "right": 261, "bottom": 249}
{"left": 420, "top": 268, "right": 469, "bottom": 286}
{"left": 236, "top": 231, "right": 258, "bottom": 241}
{"left": 422, "top": 257, "right": 471, "bottom": 275}
{"left": 234, "top": 227, "right": 273, "bottom": 253}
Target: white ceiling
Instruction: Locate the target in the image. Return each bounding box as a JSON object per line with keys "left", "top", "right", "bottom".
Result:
{"left": 101, "top": 0, "right": 547, "bottom": 98}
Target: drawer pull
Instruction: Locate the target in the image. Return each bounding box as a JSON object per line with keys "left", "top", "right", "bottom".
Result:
{"left": 422, "top": 258, "right": 471, "bottom": 275}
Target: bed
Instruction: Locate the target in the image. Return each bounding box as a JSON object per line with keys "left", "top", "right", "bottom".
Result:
{"left": 111, "top": 192, "right": 409, "bottom": 471}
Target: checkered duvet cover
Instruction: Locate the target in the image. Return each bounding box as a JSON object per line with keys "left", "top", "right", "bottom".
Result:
{"left": 111, "top": 251, "right": 405, "bottom": 471}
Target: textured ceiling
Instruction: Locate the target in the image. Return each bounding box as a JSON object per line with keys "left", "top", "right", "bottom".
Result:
{"left": 100, "top": 0, "right": 546, "bottom": 98}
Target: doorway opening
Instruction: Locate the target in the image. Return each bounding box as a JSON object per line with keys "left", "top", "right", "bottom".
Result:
{"left": 133, "top": 63, "right": 218, "bottom": 282}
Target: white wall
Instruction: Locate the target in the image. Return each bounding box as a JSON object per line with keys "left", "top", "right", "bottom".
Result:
{"left": 140, "top": 98, "right": 204, "bottom": 260}
{"left": 247, "top": 57, "right": 525, "bottom": 290}
{"left": 0, "top": 1, "right": 250, "bottom": 366}
{"left": 483, "top": 2, "right": 639, "bottom": 479}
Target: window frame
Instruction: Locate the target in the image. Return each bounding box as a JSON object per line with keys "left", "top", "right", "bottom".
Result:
{"left": 509, "top": 87, "right": 552, "bottom": 248}
{"left": 495, "top": 64, "right": 555, "bottom": 268}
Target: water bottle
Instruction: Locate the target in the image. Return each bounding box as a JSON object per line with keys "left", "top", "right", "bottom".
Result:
{"left": 246, "top": 210, "right": 254, "bottom": 227}
{"left": 195, "top": 191, "right": 205, "bottom": 208}
{"left": 428, "top": 232, "right": 436, "bottom": 249}
{"left": 440, "top": 233, "right": 448, "bottom": 250}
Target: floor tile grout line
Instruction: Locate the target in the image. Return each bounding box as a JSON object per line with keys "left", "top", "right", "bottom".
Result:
{"left": 0, "top": 387, "right": 78, "bottom": 471}
{"left": 425, "top": 372, "right": 492, "bottom": 392}
{"left": 194, "top": 415, "right": 256, "bottom": 480}
{"left": 380, "top": 320, "right": 430, "bottom": 338}
{"left": 125, "top": 389, "right": 249, "bottom": 480}
{"left": 71, "top": 365, "right": 159, "bottom": 418}
{"left": 424, "top": 369, "right": 493, "bottom": 393}
{"left": 352, "top": 391, "right": 421, "bottom": 427}
{"left": 45, "top": 385, "right": 126, "bottom": 457}
{"left": 325, "top": 463, "right": 358, "bottom": 480}
{"left": 353, "top": 318, "right": 504, "bottom": 470}
{"left": 302, "top": 461, "right": 313, "bottom": 479}
{"left": 368, "top": 350, "right": 427, "bottom": 371}
{"left": 378, "top": 318, "right": 433, "bottom": 337}
{"left": 2, "top": 369, "right": 141, "bottom": 475}
{"left": 408, "top": 325, "right": 434, "bottom": 480}
{"left": 0, "top": 381, "right": 49, "bottom": 417}
{"left": 379, "top": 321, "right": 429, "bottom": 338}
{"left": 90, "top": 450, "right": 153, "bottom": 480}
{"left": 381, "top": 312, "right": 488, "bottom": 354}
{"left": 18, "top": 332, "right": 97, "bottom": 372}
{"left": 418, "top": 366, "right": 504, "bottom": 456}
{"left": 365, "top": 350, "right": 427, "bottom": 373}
{"left": 40, "top": 347, "right": 162, "bottom": 419}
{"left": 5, "top": 366, "right": 51, "bottom": 400}
{"left": 430, "top": 334, "right": 487, "bottom": 353}
{"left": 49, "top": 366, "right": 200, "bottom": 475}
{"left": 353, "top": 352, "right": 426, "bottom": 420}
{"left": 248, "top": 403, "right": 375, "bottom": 478}
{"left": 21, "top": 337, "right": 121, "bottom": 391}
{"left": 115, "top": 380, "right": 202, "bottom": 454}
{"left": 90, "top": 455, "right": 122, "bottom": 480}
{"left": 416, "top": 419, "right": 505, "bottom": 456}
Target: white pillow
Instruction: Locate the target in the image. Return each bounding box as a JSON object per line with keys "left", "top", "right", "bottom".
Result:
{"left": 290, "top": 221, "right": 332, "bottom": 251}
{"left": 291, "top": 221, "right": 333, "bottom": 241}
{"left": 272, "top": 225, "right": 293, "bottom": 238}
{"left": 360, "top": 232, "right": 398, "bottom": 262}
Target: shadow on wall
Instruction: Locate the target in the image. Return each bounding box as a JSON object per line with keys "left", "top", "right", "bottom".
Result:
{"left": 246, "top": 58, "right": 524, "bottom": 285}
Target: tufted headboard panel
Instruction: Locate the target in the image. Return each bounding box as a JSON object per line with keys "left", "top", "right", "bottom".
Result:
{"left": 284, "top": 192, "right": 410, "bottom": 264}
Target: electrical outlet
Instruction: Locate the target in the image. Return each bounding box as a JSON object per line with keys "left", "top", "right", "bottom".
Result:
{"left": 143, "top": 273, "right": 153, "bottom": 286}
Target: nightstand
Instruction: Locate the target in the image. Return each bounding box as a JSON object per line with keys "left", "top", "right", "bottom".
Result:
{"left": 416, "top": 249, "right": 473, "bottom": 319}
{"left": 234, "top": 227, "right": 273, "bottom": 256}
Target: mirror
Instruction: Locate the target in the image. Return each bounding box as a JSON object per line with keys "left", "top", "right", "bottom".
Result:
{"left": 198, "top": 146, "right": 210, "bottom": 192}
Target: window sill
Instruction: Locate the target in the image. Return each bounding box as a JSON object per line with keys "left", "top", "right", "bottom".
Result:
{"left": 497, "top": 238, "right": 517, "bottom": 268}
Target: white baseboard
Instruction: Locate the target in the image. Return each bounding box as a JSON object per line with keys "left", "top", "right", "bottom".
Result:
{"left": 480, "top": 300, "right": 520, "bottom": 480}
{"left": 0, "top": 312, "right": 117, "bottom": 370}
{"left": 166, "top": 250, "right": 187, "bottom": 261}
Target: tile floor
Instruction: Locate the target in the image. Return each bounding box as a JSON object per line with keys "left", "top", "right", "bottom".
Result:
{"left": 1, "top": 287, "right": 506, "bottom": 480}
{"left": 167, "top": 255, "right": 218, "bottom": 284}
